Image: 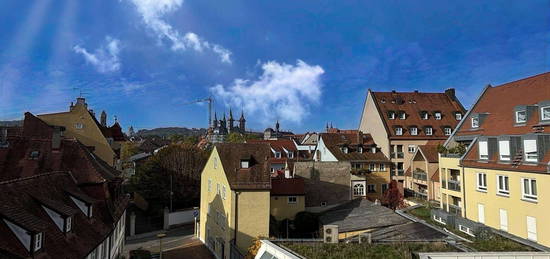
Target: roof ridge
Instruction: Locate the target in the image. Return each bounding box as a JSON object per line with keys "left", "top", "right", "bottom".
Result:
{"left": 492, "top": 71, "right": 550, "bottom": 88}
{"left": 0, "top": 171, "right": 69, "bottom": 185}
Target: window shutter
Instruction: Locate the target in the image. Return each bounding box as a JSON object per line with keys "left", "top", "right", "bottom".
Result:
{"left": 498, "top": 141, "right": 510, "bottom": 156}
{"left": 479, "top": 141, "right": 488, "bottom": 156}
{"left": 524, "top": 139, "right": 537, "bottom": 153}
{"left": 526, "top": 216, "right": 537, "bottom": 241}
{"left": 499, "top": 209, "right": 508, "bottom": 231}
{"left": 477, "top": 204, "right": 485, "bottom": 223}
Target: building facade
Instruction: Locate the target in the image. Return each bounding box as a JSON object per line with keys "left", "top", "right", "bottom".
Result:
{"left": 404, "top": 142, "right": 443, "bottom": 202}
{"left": 358, "top": 89, "right": 465, "bottom": 184}
{"left": 441, "top": 72, "right": 550, "bottom": 247}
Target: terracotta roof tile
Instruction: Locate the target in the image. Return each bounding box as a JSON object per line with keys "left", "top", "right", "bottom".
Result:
{"left": 215, "top": 143, "right": 271, "bottom": 190}
{"left": 320, "top": 133, "right": 390, "bottom": 162}
{"left": 271, "top": 177, "right": 305, "bottom": 195}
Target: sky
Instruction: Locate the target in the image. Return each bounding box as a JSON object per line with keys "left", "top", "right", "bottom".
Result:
{"left": 0, "top": 0, "right": 549, "bottom": 133}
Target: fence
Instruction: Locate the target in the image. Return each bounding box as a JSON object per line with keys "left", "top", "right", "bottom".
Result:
{"left": 166, "top": 207, "right": 199, "bottom": 228}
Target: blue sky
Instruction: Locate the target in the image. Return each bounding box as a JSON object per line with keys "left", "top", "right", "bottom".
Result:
{"left": 1, "top": 0, "right": 549, "bottom": 133}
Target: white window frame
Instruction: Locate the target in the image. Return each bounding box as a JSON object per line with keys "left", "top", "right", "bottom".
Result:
{"left": 358, "top": 147, "right": 363, "bottom": 153}
{"left": 287, "top": 196, "right": 297, "bottom": 204}
{"left": 341, "top": 147, "right": 348, "bottom": 153}
{"left": 389, "top": 112, "right": 396, "bottom": 120}
{"left": 353, "top": 183, "right": 365, "bottom": 196}
{"left": 395, "top": 127, "right": 403, "bottom": 136}
{"left": 524, "top": 139, "right": 538, "bottom": 162}
{"left": 410, "top": 127, "right": 418, "bottom": 135}
{"left": 399, "top": 112, "right": 406, "bottom": 120}
{"left": 421, "top": 112, "right": 428, "bottom": 120}
{"left": 471, "top": 117, "right": 479, "bottom": 128}
{"left": 65, "top": 217, "right": 72, "bottom": 232}
{"left": 496, "top": 175, "right": 509, "bottom": 196}
{"left": 498, "top": 140, "right": 510, "bottom": 161}
{"left": 433, "top": 215, "right": 446, "bottom": 225}
{"left": 379, "top": 163, "right": 385, "bottom": 171}
{"left": 408, "top": 145, "right": 416, "bottom": 153}
{"left": 288, "top": 151, "right": 294, "bottom": 158}
{"left": 521, "top": 178, "right": 537, "bottom": 201}
{"left": 478, "top": 203, "right": 485, "bottom": 224}
{"left": 75, "top": 123, "right": 83, "bottom": 129}
{"left": 516, "top": 110, "right": 527, "bottom": 123}
{"left": 241, "top": 160, "right": 250, "bottom": 168}
{"left": 476, "top": 173, "right": 487, "bottom": 192}
{"left": 369, "top": 163, "right": 376, "bottom": 171}
{"left": 367, "top": 184, "right": 376, "bottom": 193}
{"left": 222, "top": 186, "right": 226, "bottom": 200}
{"left": 425, "top": 127, "right": 433, "bottom": 136}
{"left": 435, "top": 112, "right": 442, "bottom": 120}
{"left": 499, "top": 209, "right": 508, "bottom": 232}
{"left": 541, "top": 106, "right": 550, "bottom": 120}
{"left": 526, "top": 216, "right": 537, "bottom": 241}
{"left": 275, "top": 152, "right": 282, "bottom": 158}
{"left": 444, "top": 127, "right": 452, "bottom": 136}
{"left": 479, "top": 141, "right": 489, "bottom": 160}
{"left": 455, "top": 113, "right": 462, "bottom": 121}
{"left": 34, "top": 232, "right": 43, "bottom": 251}
{"left": 217, "top": 183, "right": 220, "bottom": 195}
{"left": 213, "top": 158, "right": 218, "bottom": 169}
{"left": 459, "top": 224, "right": 475, "bottom": 237}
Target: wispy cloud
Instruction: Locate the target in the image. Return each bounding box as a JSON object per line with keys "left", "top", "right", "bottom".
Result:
{"left": 212, "top": 60, "right": 324, "bottom": 124}
{"left": 73, "top": 36, "right": 121, "bottom": 73}
{"left": 128, "top": 0, "right": 232, "bottom": 63}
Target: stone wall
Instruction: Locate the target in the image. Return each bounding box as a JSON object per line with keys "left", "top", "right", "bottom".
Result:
{"left": 294, "top": 161, "right": 351, "bottom": 208}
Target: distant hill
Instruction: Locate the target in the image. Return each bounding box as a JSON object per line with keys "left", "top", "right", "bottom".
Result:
{"left": 136, "top": 127, "right": 207, "bottom": 137}
{"left": 0, "top": 120, "right": 23, "bottom": 127}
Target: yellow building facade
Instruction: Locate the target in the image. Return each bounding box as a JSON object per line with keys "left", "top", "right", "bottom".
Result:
{"left": 199, "top": 144, "right": 271, "bottom": 259}
{"left": 438, "top": 156, "right": 464, "bottom": 217}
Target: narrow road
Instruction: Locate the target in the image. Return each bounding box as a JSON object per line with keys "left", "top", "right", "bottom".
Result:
{"left": 124, "top": 226, "right": 194, "bottom": 255}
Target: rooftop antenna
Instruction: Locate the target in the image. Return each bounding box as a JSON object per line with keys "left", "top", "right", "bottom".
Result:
{"left": 72, "top": 87, "right": 89, "bottom": 98}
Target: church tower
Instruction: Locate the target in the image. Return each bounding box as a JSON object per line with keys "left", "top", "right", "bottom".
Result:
{"left": 228, "top": 108, "right": 235, "bottom": 132}
{"left": 100, "top": 110, "right": 107, "bottom": 127}
{"left": 239, "top": 110, "right": 246, "bottom": 132}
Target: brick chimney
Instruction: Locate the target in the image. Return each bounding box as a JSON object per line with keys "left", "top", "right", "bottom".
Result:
{"left": 445, "top": 88, "right": 456, "bottom": 100}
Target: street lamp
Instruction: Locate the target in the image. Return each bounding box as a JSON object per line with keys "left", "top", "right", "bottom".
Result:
{"left": 157, "top": 233, "right": 167, "bottom": 259}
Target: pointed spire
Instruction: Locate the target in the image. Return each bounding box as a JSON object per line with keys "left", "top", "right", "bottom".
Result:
{"left": 276, "top": 120, "right": 280, "bottom": 132}
{"left": 229, "top": 108, "right": 234, "bottom": 119}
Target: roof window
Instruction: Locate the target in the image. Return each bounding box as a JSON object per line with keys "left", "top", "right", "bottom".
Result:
{"left": 395, "top": 127, "right": 403, "bottom": 136}
{"left": 388, "top": 111, "right": 396, "bottom": 120}
{"left": 541, "top": 106, "right": 550, "bottom": 121}
{"left": 471, "top": 117, "right": 479, "bottom": 128}
{"left": 434, "top": 112, "right": 442, "bottom": 120}
{"left": 455, "top": 112, "right": 462, "bottom": 121}
{"left": 398, "top": 111, "right": 406, "bottom": 120}
{"left": 424, "top": 127, "right": 433, "bottom": 136}
{"left": 241, "top": 159, "right": 250, "bottom": 169}
{"left": 516, "top": 110, "right": 527, "bottom": 123}
{"left": 421, "top": 111, "right": 428, "bottom": 120}
{"left": 410, "top": 127, "right": 418, "bottom": 135}
{"left": 29, "top": 151, "right": 40, "bottom": 160}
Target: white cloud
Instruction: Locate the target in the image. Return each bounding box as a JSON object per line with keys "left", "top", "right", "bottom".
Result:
{"left": 128, "top": 0, "right": 232, "bottom": 63}
{"left": 73, "top": 37, "right": 121, "bottom": 73}
{"left": 212, "top": 60, "right": 324, "bottom": 124}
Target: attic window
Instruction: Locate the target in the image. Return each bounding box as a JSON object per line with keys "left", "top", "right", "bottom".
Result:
{"left": 395, "top": 127, "right": 403, "bottom": 136}
{"left": 65, "top": 217, "right": 72, "bottom": 232}
{"left": 275, "top": 152, "right": 282, "bottom": 158}
{"left": 479, "top": 141, "right": 488, "bottom": 160}
{"left": 516, "top": 111, "right": 527, "bottom": 123}
{"left": 455, "top": 113, "right": 462, "bottom": 121}
{"left": 388, "top": 111, "right": 396, "bottom": 120}
{"left": 421, "top": 111, "right": 428, "bottom": 120}
{"left": 34, "top": 232, "right": 43, "bottom": 251}
{"left": 241, "top": 160, "right": 250, "bottom": 169}
{"left": 524, "top": 139, "right": 538, "bottom": 162}
{"left": 541, "top": 106, "right": 550, "bottom": 120}
{"left": 70, "top": 196, "right": 93, "bottom": 218}
{"left": 75, "top": 123, "right": 83, "bottom": 129}
{"left": 425, "top": 127, "right": 433, "bottom": 136}
{"left": 29, "top": 151, "right": 40, "bottom": 160}
{"left": 399, "top": 111, "right": 406, "bottom": 120}
{"left": 444, "top": 127, "right": 452, "bottom": 136}
{"left": 358, "top": 147, "right": 363, "bottom": 153}
{"left": 471, "top": 117, "right": 479, "bottom": 128}
{"left": 341, "top": 147, "right": 348, "bottom": 153}
{"left": 434, "top": 112, "right": 442, "bottom": 120}
{"left": 410, "top": 127, "right": 418, "bottom": 136}
{"left": 288, "top": 151, "right": 294, "bottom": 158}
{"left": 381, "top": 99, "right": 386, "bottom": 103}
{"left": 371, "top": 147, "right": 376, "bottom": 153}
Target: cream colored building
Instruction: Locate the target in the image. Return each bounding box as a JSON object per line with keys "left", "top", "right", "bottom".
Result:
{"left": 199, "top": 143, "right": 271, "bottom": 259}
{"left": 359, "top": 89, "right": 465, "bottom": 185}
{"left": 37, "top": 97, "right": 126, "bottom": 166}
{"left": 404, "top": 143, "right": 442, "bottom": 202}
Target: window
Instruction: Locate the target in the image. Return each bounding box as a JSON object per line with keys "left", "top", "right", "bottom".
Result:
{"left": 479, "top": 141, "right": 488, "bottom": 160}
{"left": 459, "top": 225, "right": 474, "bottom": 236}
{"left": 381, "top": 183, "right": 388, "bottom": 193}
{"left": 321, "top": 202, "right": 327, "bottom": 207}
{"left": 471, "top": 117, "right": 479, "bottom": 128}
{"left": 358, "top": 147, "right": 363, "bottom": 153}
{"left": 497, "top": 175, "right": 509, "bottom": 195}
{"left": 516, "top": 111, "right": 527, "bottom": 123}
{"left": 213, "top": 157, "right": 218, "bottom": 169}
{"left": 241, "top": 160, "right": 249, "bottom": 168}
{"left": 399, "top": 111, "right": 406, "bottom": 119}
{"left": 379, "top": 164, "right": 385, "bottom": 171}
{"left": 433, "top": 215, "right": 446, "bottom": 225}
{"left": 395, "top": 127, "right": 403, "bottom": 135}
{"left": 371, "top": 147, "right": 376, "bottom": 153}
{"left": 524, "top": 139, "right": 538, "bottom": 162}
{"left": 288, "top": 151, "right": 294, "bottom": 158}
{"left": 29, "top": 151, "right": 40, "bottom": 160}
{"left": 75, "top": 123, "right": 83, "bottom": 129}
{"left": 208, "top": 179, "right": 212, "bottom": 192}
{"left": 408, "top": 145, "right": 416, "bottom": 153}
{"left": 65, "top": 217, "right": 72, "bottom": 232}
{"left": 476, "top": 173, "right": 487, "bottom": 191}
{"left": 369, "top": 163, "right": 376, "bottom": 171}
{"left": 222, "top": 186, "right": 226, "bottom": 200}
{"left": 435, "top": 112, "right": 442, "bottom": 120}
{"left": 498, "top": 140, "right": 510, "bottom": 161}
{"left": 522, "top": 178, "right": 537, "bottom": 201}
{"left": 288, "top": 196, "right": 297, "bottom": 204}
{"left": 410, "top": 127, "right": 418, "bottom": 135}
{"left": 526, "top": 216, "right": 537, "bottom": 241}
{"left": 353, "top": 183, "right": 365, "bottom": 196}
{"left": 455, "top": 113, "right": 462, "bottom": 121}
{"left": 478, "top": 203, "right": 485, "bottom": 223}
{"left": 425, "top": 127, "right": 433, "bottom": 136}
{"left": 499, "top": 209, "right": 508, "bottom": 232}
{"left": 341, "top": 147, "right": 348, "bottom": 153}
{"left": 421, "top": 112, "right": 428, "bottom": 120}
{"left": 34, "top": 232, "right": 43, "bottom": 251}
{"left": 444, "top": 127, "right": 452, "bottom": 136}
{"left": 217, "top": 183, "right": 220, "bottom": 195}
{"left": 367, "top": 184, "right": 376, "bottom": 193}
{"left": 275, "top": 152, "right": 281, "bottom": 158}
{"left": 389, "top": 111, "right": 396, "bottom": 119}
{"left": 542, "top": 106, "right": 550, "bottom": 120}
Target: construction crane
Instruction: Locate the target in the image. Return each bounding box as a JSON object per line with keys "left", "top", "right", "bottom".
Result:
{"left": 184, "top": 96, "right": 213, "bottom": 128}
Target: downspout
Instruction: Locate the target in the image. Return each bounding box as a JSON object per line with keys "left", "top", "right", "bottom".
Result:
{"left": 234, "top": 191, "right": 240, "bottom": 246}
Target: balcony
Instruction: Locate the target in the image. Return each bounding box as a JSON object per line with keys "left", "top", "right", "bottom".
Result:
{"left": 396, "top": 152, "right": 404, "bottom": 159}
{"left": 447, "top": 179, "right": 461, "bottom": 192}
{"left": 448, "top": 204, "right": 462, "bottom": 216}
{"left": 441, "top": 180, "right": 447, "bottom": 189}
{"left": 412, "top": 171, "right": 427, "bottom": 181}
{"left": 413, "top": 191, "right": 428, "bottom": 200}
{"left": 397, "top": 169, "right": 404, "bottom": 176}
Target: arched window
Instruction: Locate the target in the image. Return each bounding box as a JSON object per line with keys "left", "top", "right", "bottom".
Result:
{"left": 353, "top": 183, "right": 365, "bottom": 196}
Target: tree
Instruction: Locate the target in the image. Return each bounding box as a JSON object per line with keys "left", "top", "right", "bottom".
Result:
{"left": 382, "top": 180, "right": 404, "bottom": 210}
{"left": 121, "top": 142, "right": 140, "bottom": 160}
{"left": 226, "top": 132, "right": 246, "bottom": 143}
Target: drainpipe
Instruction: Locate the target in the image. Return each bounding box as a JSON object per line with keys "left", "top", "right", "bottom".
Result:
{"left": 234, "top": 191, "right": 241, "bottom": 246}
{"left": 461, "top": 164, "right": 466, "bottom": 218}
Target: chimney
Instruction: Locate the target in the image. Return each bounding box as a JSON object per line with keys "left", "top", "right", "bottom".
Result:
{"left": 445, "top": 88, "right": 456, "bottom": 100}
{"left": 76, "top": 97, "right": 87, "bottom": 108}
{"left": 357, "top": 131, "right": 363, "bottom": 144}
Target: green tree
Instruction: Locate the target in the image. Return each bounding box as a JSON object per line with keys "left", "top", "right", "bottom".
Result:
{"left": 226, "top": 132, "right": 246, "bottom": 143}
{"left": 121, "top": 142, "right": 140, "bottom": 160}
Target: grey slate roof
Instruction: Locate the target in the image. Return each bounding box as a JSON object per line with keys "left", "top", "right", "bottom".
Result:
{"left": 370, "top": 222, "right": 448, "bottom": 241}
{"left": 319, "top": 199, "right": 409, "bottom": 233}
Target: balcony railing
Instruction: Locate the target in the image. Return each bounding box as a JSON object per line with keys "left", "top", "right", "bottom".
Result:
{"left": 447, "top": 179, "right": 461, "bottom": 192}
{"left": 396, "top": 152, "right": 404, "bottom": 159}
{"left": 441, "top": 180, "right": 447, "bottom": 189}
{"left": 413, "top": 171, "right": 427, "bottom": 181}
{"left": 448, "top": 204, "right": 462, "bottom": 216}
{"left": 413, "top": 191, "right": 428, "bottom": 200}
{"left": 397, "top": 169, "right": 404, "bottom": 176}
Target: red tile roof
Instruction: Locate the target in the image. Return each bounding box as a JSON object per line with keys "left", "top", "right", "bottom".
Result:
{"left": 320, "top": 133, "right": 390, "bottom": 162}
{"left": 457, "top": 72, "right": 550, "bottom": 136}
{"left": 417, "top": 143, "right": 443, "bottom": 163}
{"left": 271, "top": 177, "right": 305, "bottom": 196}
{"left": 371, "top": 90, "right": 465, "bottom": 140}
{"left": 215, "top": 143, "right": 271, "bottom": 190}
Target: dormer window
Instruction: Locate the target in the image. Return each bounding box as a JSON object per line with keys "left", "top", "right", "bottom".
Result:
{"left": 421, "top": 111, "right": 428, "bottom": 120}
{"left": 541, "top": 106, "right": 550, "bottom": 121}
{"left": 479, "top": 140, "right": 488, "bottom": 160}
{"left": 275, "top": 152, "right": 281, "bottom": 158}
{"left": 70, "top": 196, "right": 93, "bottom": 218}
{"left": 410, "top": 127, "right": 418, "bottom": 135}
{"left": 65, "top": 216, "right": 72, "bottom": 232}
{"left": 341, "top": 147, "right": 348, "bottom": 153}
{"left": 516, "top": 111, "right": 527, "bottom": 123}
{"left": 34, "top": 232, "right": 43, "bottom": 251}
{"left": 75, "top": 123, "right": 83, "bottom": 129}
{"left": 371, "top": 147, "right": 376, "bottom": 153}
{"left": 358, "top": 147, "right": 363, "bottom": 153}
{"left": 524, "top": 139, "right": 538, "bottom": 162}
{"left": 444, "top": 127, "right": 452, "bottom": 136}
{"left": 29, "top": 151, "right": 40, "bottom": 160}
{"left": 434, "top": 112, "right": 442, "bottom": 120}
{"left": 399, "top": 111, "right": 406, "bottom": 120}
{"left": 499, "top": 140, "right": 510, "bottom": 161}
{"left": 455, "top": 113, "right": 462, "bottom": 121}
{"left": 288, "top": 151, "right": 294, "bottom": 158}
{"left": 388, "top": 111, "right": 396, "bottom": 120}
{"left": 241, "top": 160, "right": 250, "bottom": 168}
{"left": 471, "top": 117, "right": 479, "bottom": 128}
{"left": 425, "top": 127, "right": 433, "bottom": 136}
{"left": 395, "top": 127, "right": 403, "bottom": 136}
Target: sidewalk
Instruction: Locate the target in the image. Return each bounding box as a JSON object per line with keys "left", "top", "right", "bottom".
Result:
{"left": 124, "top": 225, "right": 196, "bottom": 257}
